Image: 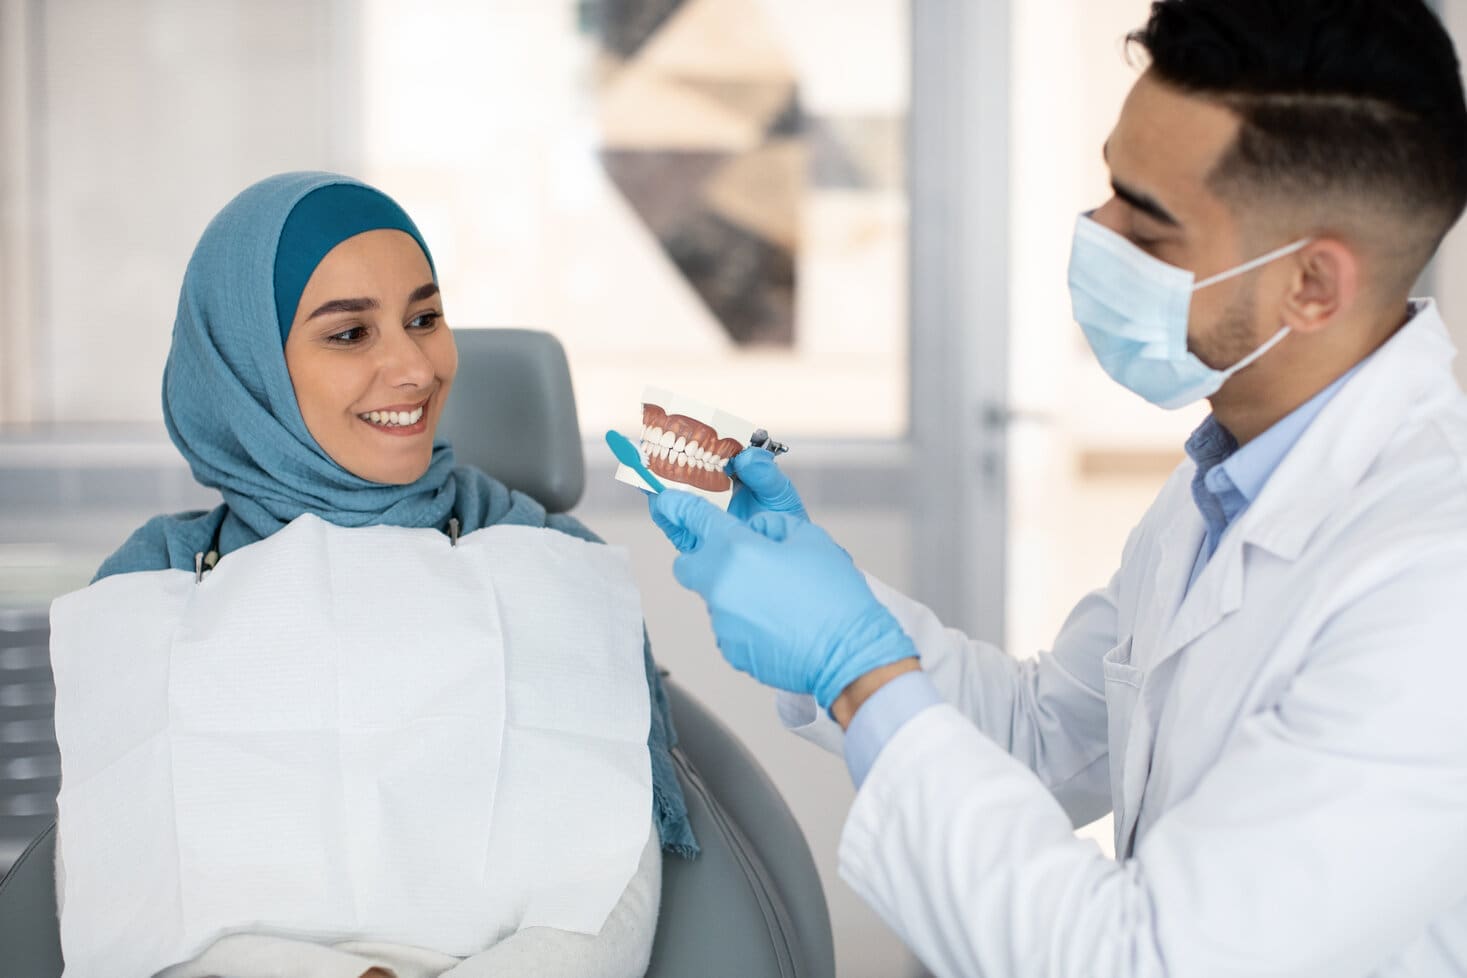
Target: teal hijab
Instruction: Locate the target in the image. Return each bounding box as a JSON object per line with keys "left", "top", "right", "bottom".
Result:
{"left": 95, "top": 171, "right": 696, "bottom": 857}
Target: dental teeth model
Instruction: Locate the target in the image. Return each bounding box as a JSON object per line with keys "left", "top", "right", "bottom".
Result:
{"left": 638, "top": 403, "right": 745, "bottom": 494}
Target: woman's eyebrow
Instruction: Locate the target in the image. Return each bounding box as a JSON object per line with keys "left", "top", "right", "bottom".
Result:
{"left": 306, "top": 297, "right": 378, "bottom": 321}
{"left": 305, "top": 284, "right": 436, "bottom": 322}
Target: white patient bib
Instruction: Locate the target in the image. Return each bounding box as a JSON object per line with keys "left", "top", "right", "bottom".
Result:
{"left": 48, "top": 515, "right": 652, "bottom": 978}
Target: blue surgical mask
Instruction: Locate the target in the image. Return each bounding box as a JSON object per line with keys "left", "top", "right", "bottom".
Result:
{"left": 1067, "top": 214, "right": 1311, "bottom": 409}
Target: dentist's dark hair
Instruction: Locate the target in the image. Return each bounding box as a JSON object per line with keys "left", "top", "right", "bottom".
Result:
{"left": 1129, "top": 0, "right": 1467, "bottom": 266}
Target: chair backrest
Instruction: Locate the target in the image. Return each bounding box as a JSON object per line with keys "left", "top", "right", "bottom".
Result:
{"left": 434, "top": 328, "right": 586, "bottom": 513}
{"left": 0, "top": 611, "right": 57, "bottom": 874}
{"left": 0, "top": 328, "right": 835, "bottom": 977}
{"left": 652, "top": 677, "right": 836, "bottom": 978}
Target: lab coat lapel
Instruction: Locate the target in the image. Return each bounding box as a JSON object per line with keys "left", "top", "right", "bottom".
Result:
{"left": 1116, "top": 302, "right": 1457, "bottom": 856}
{"left": 1152, "top": 301, "right": 1456, "bottom": 669}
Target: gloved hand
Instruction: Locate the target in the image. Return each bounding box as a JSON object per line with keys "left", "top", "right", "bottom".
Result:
{"left": 648, "top": 490, "right": 915, "bottom": 709}
{"left": 646, "top": 446, "right": 807, "bottom": 550}
{"left": 727, "top": 447, "right": 808, "bottom": 523}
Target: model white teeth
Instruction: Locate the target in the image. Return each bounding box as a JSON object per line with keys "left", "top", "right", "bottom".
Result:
{"left": 362, "top": 406, "right": 424, "bottom": 427}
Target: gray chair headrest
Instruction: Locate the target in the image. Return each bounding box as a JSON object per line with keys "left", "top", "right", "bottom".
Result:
{"left": 435, "top": 328, "right": 585, "bottom": 513}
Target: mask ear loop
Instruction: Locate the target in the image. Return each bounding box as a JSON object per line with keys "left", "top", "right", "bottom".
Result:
{"left": 1219, "top": 324, "right": 1292, "bottom": 378}
{"left": 1193, "top": 237, "right": 1313, "bottom": 291}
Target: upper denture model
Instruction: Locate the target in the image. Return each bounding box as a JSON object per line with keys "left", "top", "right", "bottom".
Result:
{"left": 640, "top": 403, "right": 744, "bottom": 493}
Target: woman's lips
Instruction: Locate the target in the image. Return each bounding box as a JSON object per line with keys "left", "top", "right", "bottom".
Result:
{"left": 358, "top": 397, "right": 430, "bottom": 437}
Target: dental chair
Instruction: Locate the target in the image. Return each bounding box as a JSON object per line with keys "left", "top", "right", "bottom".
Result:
{"left": 0, "top": 328, "right": 836, "bottom": 978}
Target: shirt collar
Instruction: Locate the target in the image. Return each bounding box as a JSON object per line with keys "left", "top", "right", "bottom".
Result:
{"left": 1186, "top": 339, "right": 1378, "bottom": 517}
{"left": 1220, "top": 363, "right": 1361, "bottom": 504}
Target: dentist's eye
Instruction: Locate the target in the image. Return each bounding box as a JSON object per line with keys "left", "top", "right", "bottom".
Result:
{"left": 408, "top": 311, "right": 442, "bottom": 331}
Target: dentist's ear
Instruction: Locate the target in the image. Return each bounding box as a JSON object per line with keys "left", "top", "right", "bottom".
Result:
{"left": 1282, "top": 239, "right": 1359, "bottom": 335}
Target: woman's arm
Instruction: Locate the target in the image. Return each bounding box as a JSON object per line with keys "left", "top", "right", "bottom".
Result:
{"left": 436, "top": 816, "right": 662, "bottom": 978}
{"left": 152, "top": 934, "right": 406, "bottom": 978}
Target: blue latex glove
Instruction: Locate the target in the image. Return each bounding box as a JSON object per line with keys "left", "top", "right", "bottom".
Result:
{"left": 728, "top": 447, "right": 808, "bottom": 523}
{"left": 647, "top": 446, "right": 808, "bottom": 550}
{"left": 648, "top": 490, "right": 916, "bottom": 710}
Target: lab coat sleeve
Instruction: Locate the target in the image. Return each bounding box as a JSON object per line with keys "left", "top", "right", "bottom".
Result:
{"left": 778, "top": 567, "right": 1120, "bottom": 825}
{"left": 836, "top": 550, "right": 1467, "bottom": 978}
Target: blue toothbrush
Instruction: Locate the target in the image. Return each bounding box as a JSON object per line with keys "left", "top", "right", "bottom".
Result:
{"left": 605, "top": 430, "right": 666, "bottom": 493}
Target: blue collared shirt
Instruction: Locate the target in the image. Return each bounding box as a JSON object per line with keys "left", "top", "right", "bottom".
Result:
{"left": 1184, "top": 363, "right": 1359, "bottom": 590}
{"left": 842, "top": 364, "right": 1363, "bottom": 788}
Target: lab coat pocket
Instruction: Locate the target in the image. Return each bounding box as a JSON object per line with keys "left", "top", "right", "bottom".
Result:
{"left": 1102, "top": 637, "right": 1143, "bottom": 847}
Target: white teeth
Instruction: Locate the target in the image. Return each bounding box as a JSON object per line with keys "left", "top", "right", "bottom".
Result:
{"left": 688, "top": 441, "right": 700, "bottom": 458}
{"left": 649, "top": 427, "right": 663, "bottom": 445}
{"left": 675, "top": 453, "right": 687, "bottom": 468}
{"left": 659, "top": 430, "right": 675, "bottom": 448}
{"left": 673, "top": 435, "right": 687, "bottom": 453}
{"left": 361, "top": 405, "right": 424, "bottom": 427}
{"left": 657, "top": 445, "right": 669, "bottom": 461}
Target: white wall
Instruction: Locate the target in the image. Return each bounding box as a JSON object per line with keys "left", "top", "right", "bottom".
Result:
{"left": 27, "top": 0, "right": 356, "bottom": 422}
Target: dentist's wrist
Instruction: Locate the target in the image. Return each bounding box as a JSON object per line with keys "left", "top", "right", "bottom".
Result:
{"left": 830, "top": 657, "right": 923, "bottom": 730}
{"left": 812, "top": 604, "right": 916, "bottom": 711}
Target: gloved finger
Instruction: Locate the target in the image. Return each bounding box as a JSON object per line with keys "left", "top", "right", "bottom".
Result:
{"left": 728, "top": 446, "right": 776, "bottom": 476}
{"left": 651, "top": 490, "right": 738, "bottom": 551}
{"left": 746, "top": 511, "right": 794, "bottom": 543}
{"left": 672, "top": 545, "right": 728, "bottom": 596}
{"left": 729, "top": 448, "right": 795, "bottom": 499}
{"left": 648, "top": 493, "right": 697, "bottom": 552}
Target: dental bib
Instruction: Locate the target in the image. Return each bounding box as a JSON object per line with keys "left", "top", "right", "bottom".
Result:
{"left": 48, "top": 515, "right": 652, "bottom": 978}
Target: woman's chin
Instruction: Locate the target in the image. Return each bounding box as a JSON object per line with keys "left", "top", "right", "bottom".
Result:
{"left": 340, "top": 448, "right": 435, "bottom": 486}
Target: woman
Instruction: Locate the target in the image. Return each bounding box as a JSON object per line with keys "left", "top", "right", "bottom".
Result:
{"left": 53, "top": 172, "right": 695, "bottom": 978}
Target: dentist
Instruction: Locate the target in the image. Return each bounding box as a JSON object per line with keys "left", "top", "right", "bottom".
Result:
{"left": 648, "top": 1, "right": 1467, "bottom": 975}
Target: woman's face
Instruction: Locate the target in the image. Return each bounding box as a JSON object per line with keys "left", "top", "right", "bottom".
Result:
{"left": 283, "top": 229, "right": 456, "bottom": 485}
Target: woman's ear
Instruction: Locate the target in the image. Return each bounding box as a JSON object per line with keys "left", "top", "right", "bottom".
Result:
{"left": 1282, "top": 239, "right": 1358, "bottom": 335}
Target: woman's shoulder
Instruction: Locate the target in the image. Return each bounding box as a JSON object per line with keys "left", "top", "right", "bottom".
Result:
{"left": 91, "top": 506, "right": 229, "bottom": 584}
{"left": 451, "top": 464, "right": 603, "bottom": 544}
{"left": 545, "top": 510, "right": 602, "bottom": 545}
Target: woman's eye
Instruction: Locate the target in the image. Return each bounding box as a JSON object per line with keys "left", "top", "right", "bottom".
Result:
{"left": 327, "top": 325, "right": 367, "bottom": 345}
{"left": 409, "top": 311, "right": 442, "bottom": 331}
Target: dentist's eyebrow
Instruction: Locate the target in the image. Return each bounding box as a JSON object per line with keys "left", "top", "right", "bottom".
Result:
{"left": 306, "top": 297, "right": 379, "bottom": 320}
{"left": 1111, "top": 179, "right": 1181, "bottom": 227}
{"left": 1102, "top": 140, "right": 1181, "bottom": 227}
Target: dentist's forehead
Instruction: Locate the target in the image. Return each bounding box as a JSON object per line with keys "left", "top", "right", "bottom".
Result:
{"left": 1106, "top": 71, "right": 1242, "bottom": 223}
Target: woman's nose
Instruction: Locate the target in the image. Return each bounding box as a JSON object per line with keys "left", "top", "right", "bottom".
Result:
{"left": 377, "top": 326, "right": 435, "bottom": 389}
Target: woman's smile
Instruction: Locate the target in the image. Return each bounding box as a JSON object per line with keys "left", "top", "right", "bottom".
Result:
{"left": 356, "top": 394, "right": 431, "bottom": 436}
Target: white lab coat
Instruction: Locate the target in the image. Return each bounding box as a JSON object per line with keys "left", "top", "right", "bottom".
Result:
{"left": 782, "top": 300, "right": 1467, "bottom": 977}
